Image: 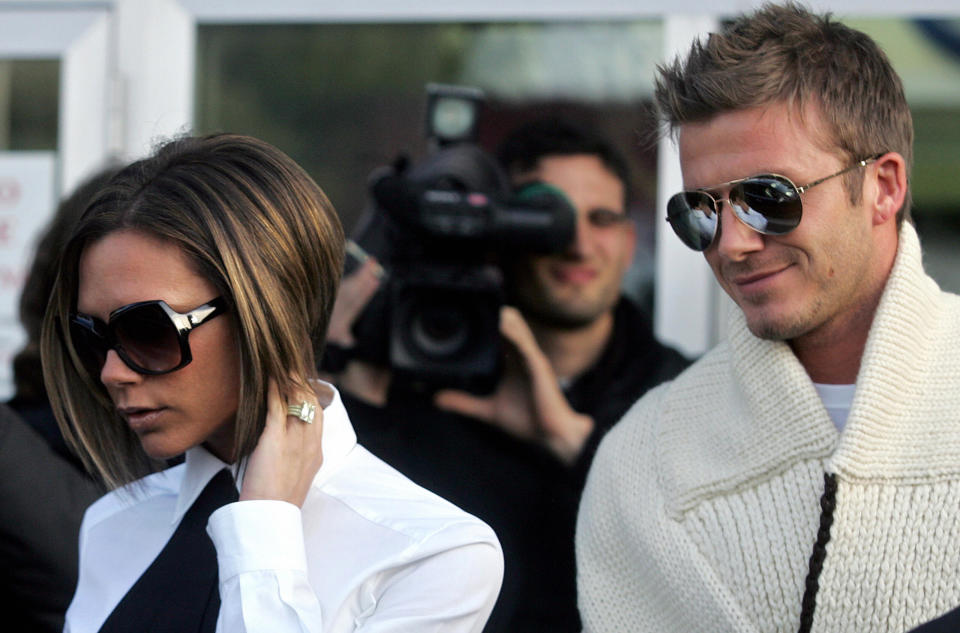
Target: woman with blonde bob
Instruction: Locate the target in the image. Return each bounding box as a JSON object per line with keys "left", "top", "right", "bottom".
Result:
{"left": 41, "top": 133, "right": 503, "bottom": 633}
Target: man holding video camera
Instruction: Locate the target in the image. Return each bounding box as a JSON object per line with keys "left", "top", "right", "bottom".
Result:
{"left": 328, "top": 117, "right": 688, "bottom": 632}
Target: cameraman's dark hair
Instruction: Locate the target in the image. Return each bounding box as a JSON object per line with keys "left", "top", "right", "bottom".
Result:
{"left": 654, "top": 2, "right": 912, "bottom": 225}
{"left": 496, "top": 117, "right": 631, "bottom": 205}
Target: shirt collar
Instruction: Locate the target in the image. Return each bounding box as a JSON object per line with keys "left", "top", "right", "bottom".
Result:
{"left": 311, "top": 383, "right": 358, "bottom": 486}
{"left": 172, "top": 447, "right": 234, "bottom": 526}
{"left": 171, "top": 381, "right": 358, "bottom": 525}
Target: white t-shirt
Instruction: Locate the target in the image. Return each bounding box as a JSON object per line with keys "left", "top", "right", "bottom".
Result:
{"left": 64, "top": 386, "right": 503, "bottom": 633}
{"left": 813, "top": 382, "right": 856, "bottom": 432}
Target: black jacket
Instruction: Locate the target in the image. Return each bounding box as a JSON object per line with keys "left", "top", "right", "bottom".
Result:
{"left": 344, "top": 298, "right": 690, "bottom": 633}
{"left": 0, "top": 402, "right": 101, "bottom": 633}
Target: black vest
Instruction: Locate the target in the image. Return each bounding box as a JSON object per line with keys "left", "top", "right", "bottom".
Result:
{"left": 98, "top": 469, "right": 238, "bottom": 633}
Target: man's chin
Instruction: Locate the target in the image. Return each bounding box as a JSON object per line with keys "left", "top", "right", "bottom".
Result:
{"left": 743, "top": 311, "right": 811, "bottom": 342}
{"left": 523, "top": 303, "right": 606, "bottom": 330}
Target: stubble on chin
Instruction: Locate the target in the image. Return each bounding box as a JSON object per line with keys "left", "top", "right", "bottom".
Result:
{"left": 509, "top": 268, "right": 611, "bottom": 331}
{"left": 715, "top": 250, "right": 817, "bottom": 341}
{"left": 741, "top": 294, "right": 825, "bottom": 342}
{"left": 514, "top": 292, "right": 600, "bottom": 330}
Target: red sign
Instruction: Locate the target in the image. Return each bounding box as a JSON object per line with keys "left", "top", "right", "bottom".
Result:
{"left": 0, "top": 179, "right": 21, "bottom": 208}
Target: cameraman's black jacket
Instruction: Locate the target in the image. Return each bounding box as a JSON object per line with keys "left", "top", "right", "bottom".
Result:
{"left": 342, "top": 297, "right": 690, "bottom": 633}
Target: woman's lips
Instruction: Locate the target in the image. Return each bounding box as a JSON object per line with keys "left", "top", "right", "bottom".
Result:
{"left": 119, "top": 407, "right": 166, "bottom": 432}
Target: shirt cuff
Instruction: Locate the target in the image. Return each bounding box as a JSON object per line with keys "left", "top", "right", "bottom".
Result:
{"left": 207, "top": 500, "right": 307, "bottom": 582}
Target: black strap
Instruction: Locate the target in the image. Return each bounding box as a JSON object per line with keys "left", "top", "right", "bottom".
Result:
{"left": 797, "top": 472, "right": 838, "bottom": 633}
{"left": 99, "top": 468, "right": 239, "bottom": 633}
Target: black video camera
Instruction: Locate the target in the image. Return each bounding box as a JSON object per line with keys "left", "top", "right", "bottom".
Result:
{"left": 342, "top": 85, "right": 576, "bottom": 394}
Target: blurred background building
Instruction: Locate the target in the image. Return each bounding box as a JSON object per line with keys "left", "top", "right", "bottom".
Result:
{"left": 1, "top": 0, "right": 959, "bottom": 397}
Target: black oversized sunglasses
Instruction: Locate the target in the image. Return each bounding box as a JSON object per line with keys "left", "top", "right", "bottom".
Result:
{"left": 69, "top": 297, "right": 228, "bottom": 376}
{"left": 666, "top": 155, "right": 881, "bottom": 251}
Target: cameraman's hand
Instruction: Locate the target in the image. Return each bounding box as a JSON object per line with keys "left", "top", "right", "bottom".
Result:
{"left": 434, "top": 306, "right": 593, "bottom": 465}
{"left": 326, "top": 257, "right": 383, "bottom": 348}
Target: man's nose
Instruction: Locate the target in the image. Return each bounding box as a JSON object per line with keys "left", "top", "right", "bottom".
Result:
{"left": 713, "top": 201, "right": 764, "bottom": 261}
{"left": 564, "top": 212, "right": 593, "bottom": 257}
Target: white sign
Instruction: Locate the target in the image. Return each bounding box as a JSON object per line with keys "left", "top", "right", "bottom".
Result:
{"left": 0, "top": 152, "right": 58, "bottom": 400}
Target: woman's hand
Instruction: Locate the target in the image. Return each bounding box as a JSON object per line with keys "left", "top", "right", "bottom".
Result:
{"left": 239, "top": 380, "right": 325, "bottom": 507}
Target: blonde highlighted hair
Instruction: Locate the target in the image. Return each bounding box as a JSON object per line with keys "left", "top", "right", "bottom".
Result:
{"left": 40, "top": 134, "right": 345, "bottom": 488}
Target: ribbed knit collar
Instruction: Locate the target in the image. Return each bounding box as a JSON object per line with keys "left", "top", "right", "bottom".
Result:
{"left": 830, "top": 223, "right": 959, "bottom": 483}
{"left": 660, "top": 224, "right": 960, "bottom": 515}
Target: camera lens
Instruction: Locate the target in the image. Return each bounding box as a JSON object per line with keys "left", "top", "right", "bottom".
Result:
{"left": 389, "top": 265, "right": 502, "bottom": 391}
{"left": 430, "top": 97, "right": 476, "bottom": 142}
{"left": 409, "top": 303, "right": 470, "bottom": 359}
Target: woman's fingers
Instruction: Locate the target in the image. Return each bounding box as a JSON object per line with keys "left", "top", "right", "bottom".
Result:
{"left": 264, "top": 379, "right": 287, "bottom": 431}
{"left": 239, "top": 379, "right": 324, "bottom": 507}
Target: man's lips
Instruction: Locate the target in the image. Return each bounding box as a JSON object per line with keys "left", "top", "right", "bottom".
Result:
{"left": 551, "top": 265, "right": 597, "bottom": 284}
{"left": 728, "top": 263, "right": 793, "bottom": 292}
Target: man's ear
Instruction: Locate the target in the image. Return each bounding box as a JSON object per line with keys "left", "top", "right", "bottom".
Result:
{"left": 869, "top": 152, "right": 907, "bottom": 226}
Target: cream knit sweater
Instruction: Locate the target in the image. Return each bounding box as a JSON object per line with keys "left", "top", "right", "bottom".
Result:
{"left": 576, "top": 223, "right": 960, "bottom": 633}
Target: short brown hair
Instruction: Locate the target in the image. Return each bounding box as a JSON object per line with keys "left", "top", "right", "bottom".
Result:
{"left": 40, "top": 134, "right": 345, "bottom": 488}
{"left": 655, "top": 2, "right": 913, "bottom": 224}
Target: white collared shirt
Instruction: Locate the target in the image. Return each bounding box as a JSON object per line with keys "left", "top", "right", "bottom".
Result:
{"left": 64, "top": 386, "right": 503, "bottom": 632}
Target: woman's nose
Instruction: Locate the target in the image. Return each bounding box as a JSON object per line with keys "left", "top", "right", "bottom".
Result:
{"left": 99, "top": 349, "right": 142, "bottom": 386}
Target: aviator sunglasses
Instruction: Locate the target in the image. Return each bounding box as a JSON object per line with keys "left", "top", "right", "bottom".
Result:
{"left": 666, "top": 155, "right": 881, "bottom": 251}
{"left": 69, "top": 297, "right": 228, "bottom": 377}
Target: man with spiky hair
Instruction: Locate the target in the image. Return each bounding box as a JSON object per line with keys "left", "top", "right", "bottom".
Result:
{"left": 576, "top": 4, "right": 960, "bottom": 632}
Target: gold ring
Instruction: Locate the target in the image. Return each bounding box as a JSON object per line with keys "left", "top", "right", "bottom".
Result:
{"left": 287, "top": 401, "right": 316, "bottom": 424}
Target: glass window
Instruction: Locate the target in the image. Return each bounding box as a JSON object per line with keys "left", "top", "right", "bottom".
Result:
{"left": 196, "top": 18, "right": 960, "bottom": 299}
{"left": 0, "top": 59, "right": 59, "bottom": 151}
{"left": 845, "top": 18, "right": 960, "bottom": 293}
{"left": 196, "top": 21, "right": 663, "bottom": 305}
